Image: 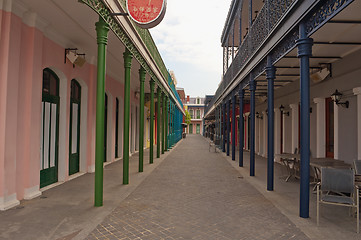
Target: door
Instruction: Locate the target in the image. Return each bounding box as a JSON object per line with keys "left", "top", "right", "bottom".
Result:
{"left": 189, "top": 124, "right": 193, "bottom": 134}
{"left": 40, "top": 68, "right": 60, "bottom": 188}
{"left": 104, "top": 93, "right": 108, "bottom": 162}
{"left": 196, "top": 124, "right": 200, "bottom": 134}
{"left": 115, "top": 98, "right": 119, "bottom": 158}
{"left": 326, "top": 98, "right": 334, "bottom": 158}
{"left": 69, "top": 80, "right": 81, "bottom": 175}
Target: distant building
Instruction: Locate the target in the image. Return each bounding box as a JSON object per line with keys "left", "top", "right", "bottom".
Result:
{"left": 184, "top": 96, "right": 205, "bottom": 134}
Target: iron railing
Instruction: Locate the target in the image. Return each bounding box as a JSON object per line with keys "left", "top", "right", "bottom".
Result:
{"left": 205, "top": 0, "right": 296, "bottom": 116}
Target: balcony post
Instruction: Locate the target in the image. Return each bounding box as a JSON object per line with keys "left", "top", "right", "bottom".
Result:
{"left": 232, "top": 94, "right": 236, "bottom": 160}
{"left": 249, "top": 75, "right": 256, "bottom": 176}
{"left": 227, "top": 99, "right": 230, "bottom": 156}
{"left": 266, "top": 55, "right": 276, "bottom": 191}
{"left": 157, "top": 87, "right": 161, "bottom": 158}
{"left": 138, "top": 67, "right": 146, "bottom": 172}
{"left": 297, "top": 21, "right": 313, "bottom": 218}
{"left": 223, "top": 102, "right": 226, "bottom": 152}
{"left": 122, "top": 48, "right": 133, "bottom": 185}
{"left": 238, "top": 87, "right": 244, "bottom": 167}
{"left": 165, "top": 96, "right": 168, "bottom": 151}
{"left": 149, "top": 79, "right": 155, "bottom": 164}
{"left": 94, "top": 17, "right": 109, "bottom": 207}
{"left": 162, "top": 92, "right": 165, "bottom": 154}
{"left": 249, "top": 0, "right": 253, "bottom": 27}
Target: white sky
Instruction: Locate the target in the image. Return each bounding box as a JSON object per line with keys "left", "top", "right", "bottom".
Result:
{"left": 150, "top": 0, "right": 232, "bottom": 98}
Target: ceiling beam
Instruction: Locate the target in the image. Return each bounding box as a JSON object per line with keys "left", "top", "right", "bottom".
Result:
{"left": 328, "top": 20, "right": 361, "bottom": 24}
{"left": 284, "top": 56, "right": 342, "bottom": 59}
{"left": 261, "top": 73, "right": 299, "bottom": 77}
{"left": 275, "top": 66, "right": 322, "bottom": 70}
{"left": 257, "top": 80, "right": 293, "bottom": 83}
{"left": 314, "top": 41, "right": 361, "bottom": 45}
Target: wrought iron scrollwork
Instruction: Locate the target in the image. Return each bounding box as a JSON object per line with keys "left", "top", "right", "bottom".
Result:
{"left": 79, "top": 0, "right": 168, "bottom": 91}
{"left": 306, "top": 0, "right": 353, "bottom": 36}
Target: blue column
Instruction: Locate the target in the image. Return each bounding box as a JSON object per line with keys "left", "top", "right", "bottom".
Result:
{"left": 232, "top": 94, "right": 236, "bottom": 160}
{"left": 238, "top": 87, "right": 244, "bottom": 167}
{"left": 227, "top": 99, "right": 230, "bottom": 156}
{"left": 266, "top": 55, "right": 276, "bottom": 191}
{"left": 222, "top": 103, "right": 226, "bottom": 152}
{"left": 249, "top": 75, "right": 256, "bottom": 176}
{"left": 297, "top": 22, "right": 313, "bottom": 218}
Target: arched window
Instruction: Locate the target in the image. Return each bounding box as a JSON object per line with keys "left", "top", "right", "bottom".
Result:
{"left": 41, "top": 68, "right": 60, "bottom": 187}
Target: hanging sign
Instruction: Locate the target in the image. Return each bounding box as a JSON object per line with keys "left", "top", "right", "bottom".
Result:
{"left": 126, "top": 0, "right": 167, "bottom": 29}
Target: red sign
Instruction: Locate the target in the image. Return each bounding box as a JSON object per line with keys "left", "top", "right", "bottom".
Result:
{"left": 126, "top": 0, "right": 167, "bottom": 29}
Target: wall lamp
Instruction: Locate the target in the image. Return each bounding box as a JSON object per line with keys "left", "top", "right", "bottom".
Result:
{"left": 331, "top": 89, "right": 349, "bottom": 108}
{"left": 256, "top": 112, "right": 263, "bottom": 119}
{"left": 279, "top": 105, "right": 290, "bottom": 116}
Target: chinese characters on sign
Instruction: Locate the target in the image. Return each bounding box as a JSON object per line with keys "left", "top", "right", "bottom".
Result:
{"left": 126, "top": 0, "right": 167, "bottom": 29}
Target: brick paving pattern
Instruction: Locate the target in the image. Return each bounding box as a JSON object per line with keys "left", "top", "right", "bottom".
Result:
{"left": 87, "top": 135, "right": 309, "bottom": 240}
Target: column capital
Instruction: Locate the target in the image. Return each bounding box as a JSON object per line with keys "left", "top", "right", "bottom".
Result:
{"left": 238, "top": 86, "right": 244, "bottom": 97}
{"left": 139, "top": 67, "right": 146, "bottom": 82}
{"left": 95, "top": 18, "right": 109, "bottom": 45}
{"left": 123, "top": 49, "right": 133, "bottom": 69}
{"left": 266, "top": 55, "right": 276, "bottom": 79}
{"left": 249, "top": 79, "right": 257, "bottom": 91}
{"left": 149, "top": 78, "right": 155, "bottom": 89}
{"left": 296, "top": 38, "right": 313, "bottom": 57}
{"left": 313, "top": 97, "right": 325, "bottom": 104}
{"left": 290, "top": 103, "right": 299, "bottom": 110}
{"left": 353, "top": 87, "right": 361, "bottom": 95}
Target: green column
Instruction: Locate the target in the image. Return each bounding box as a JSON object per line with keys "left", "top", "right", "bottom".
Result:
{"left": 123, "top": 49, "right": 132, "bottom": 184}
{"left": 94, "top": 17, "right": 109, "bottom": 207}
{"left": 157, "top": 87, "right": 161, "bottom": 158}
{"left": 162, "top": 92, "right": 165, "bottom": 154}
{"left": 165, "top": 97, "right": 169, "bottom": 151}
{"left": 172, "top": 103, "right": 174, "bottom": 147}
{"left": 138, "top": 67, "right": 146, "bottom": 172}
{"left": 149, "top": 79, "right": 155, "bottom": 164}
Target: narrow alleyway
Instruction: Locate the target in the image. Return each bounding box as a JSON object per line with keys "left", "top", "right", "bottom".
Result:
{"left": 86, "top": 135, "right": 309, "bottom": 240}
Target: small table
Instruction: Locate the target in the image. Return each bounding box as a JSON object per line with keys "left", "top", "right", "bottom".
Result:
{"left": 276, "top": 153, "right": 300, "bottom": 181}
{"left": 310, "top": 158, "right": 351, "bottom": 182}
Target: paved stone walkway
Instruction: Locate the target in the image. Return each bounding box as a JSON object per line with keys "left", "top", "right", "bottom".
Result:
{"left": 86, "top": 135, "right": 309, "bottom": 240}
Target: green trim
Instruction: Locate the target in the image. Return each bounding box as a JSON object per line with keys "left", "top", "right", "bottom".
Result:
{"left": 115, "top": 97, "right": 119, "bottom": 158}
{"left": 69, "top": 79, "right": 81, "bottom": 175}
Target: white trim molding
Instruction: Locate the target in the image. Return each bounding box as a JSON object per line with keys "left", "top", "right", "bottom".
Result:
{"left": 0, "top": 193, "right": 19, "bottom": 211}
{"left": 314, "top": 98, "right": 326, "bottom": 158}
{"left": 353, "top": 87, "right": 361, "bottom": 159}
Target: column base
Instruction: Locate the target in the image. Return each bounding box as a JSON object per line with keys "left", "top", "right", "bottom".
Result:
{"left": 88, "top": 164, "right": 95, "bottom": 173}
{"left": 0, "top": 193, "right": 20, "bottom": 211}
{"left": 24, "top": 185, "right": 42, "bottom": 200}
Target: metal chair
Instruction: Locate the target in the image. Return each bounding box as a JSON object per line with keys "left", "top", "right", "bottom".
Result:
{"left": 354, "top": 160, "right": 361, "bottom": 175}
{"left": 317, "top": 168, "right": 359, "bottom": 233}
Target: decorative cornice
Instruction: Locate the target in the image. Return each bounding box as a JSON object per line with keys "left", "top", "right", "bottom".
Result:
{"left": 79, "top": 0, "right": 165, "bottom": 91}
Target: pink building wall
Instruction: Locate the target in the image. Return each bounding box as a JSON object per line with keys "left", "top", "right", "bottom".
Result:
{"left": 0, "top": 9, "right": 139, "bottom": 209}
